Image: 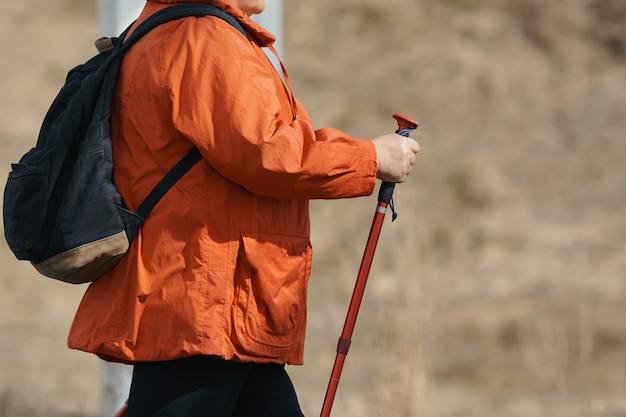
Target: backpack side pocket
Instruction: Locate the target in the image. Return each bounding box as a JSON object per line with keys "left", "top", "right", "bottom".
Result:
{"left": 3, "top": 152, "right": 50, "bottom": 260}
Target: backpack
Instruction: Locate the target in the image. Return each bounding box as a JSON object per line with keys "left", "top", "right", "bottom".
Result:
{"left": 2, "top": 4, "right": 247, "bottom": 284}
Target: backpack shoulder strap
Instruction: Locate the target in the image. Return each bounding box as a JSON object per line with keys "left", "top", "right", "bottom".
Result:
{"left": 123, "top": 3, "right": 248, "bottom": 50}
{"left": 134, "top": 148, "right": 202, "bottom": 220}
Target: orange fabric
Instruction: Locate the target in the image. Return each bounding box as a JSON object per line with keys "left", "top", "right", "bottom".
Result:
{"left": 68, "top": 0, "right": 377, "bottom": 365}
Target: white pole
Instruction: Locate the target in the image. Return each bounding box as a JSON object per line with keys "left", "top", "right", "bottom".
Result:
{"left": 252, "top": 0, "right": 283, "bottom": 56}
{"left": 100, "top": 362, "right": 133, "bottom": 417}
{"left": 252, "top": 0, "right": 284, "bottom": 83}
{"left": 96, "top": 0, "right": 144, "bottom": 412}
{"left": 97, "top": 0, "right": 145, "bottom": 36}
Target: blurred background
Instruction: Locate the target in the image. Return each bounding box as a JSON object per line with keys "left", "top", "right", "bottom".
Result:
{"left": 1, "top": 0, "right": 625, "bottom": 416}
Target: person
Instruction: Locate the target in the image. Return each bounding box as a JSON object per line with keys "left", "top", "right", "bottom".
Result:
{"left": 67, "top": 0, "right": 420, "bottom": 416}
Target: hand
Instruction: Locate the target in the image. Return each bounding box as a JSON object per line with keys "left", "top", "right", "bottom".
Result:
{"left": 372, "top": 133, "right": 420, "bottom": 183}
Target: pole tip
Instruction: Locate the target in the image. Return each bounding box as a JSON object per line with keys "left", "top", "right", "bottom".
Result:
{"left": 393, "top": 114, "right": 419, "bottom": 131}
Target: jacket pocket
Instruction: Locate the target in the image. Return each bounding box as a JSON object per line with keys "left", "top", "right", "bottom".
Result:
{"left": 233, "top": 231, "right": 312, "bottom": 358}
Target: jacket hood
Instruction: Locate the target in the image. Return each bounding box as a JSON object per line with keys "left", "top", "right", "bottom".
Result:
{"left": 148, "top": 0, "right": 276, "bottom": 46}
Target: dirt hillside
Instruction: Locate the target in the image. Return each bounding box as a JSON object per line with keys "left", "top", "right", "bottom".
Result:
{"left": 1, "top": 0, "right": 624, "bottom": 416}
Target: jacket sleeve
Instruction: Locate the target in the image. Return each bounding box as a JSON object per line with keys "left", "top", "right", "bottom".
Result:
{"left": 162, "top": 17, "right": 378, "bottom": 200}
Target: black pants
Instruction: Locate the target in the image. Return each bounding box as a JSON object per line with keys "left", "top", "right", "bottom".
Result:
{"left": 126, "top": 356, "right": 305, "bottom": 417}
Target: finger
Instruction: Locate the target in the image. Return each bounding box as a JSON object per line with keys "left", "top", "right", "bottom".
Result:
{"left": 410, "top": 139, "right": 420, "bottom": 154}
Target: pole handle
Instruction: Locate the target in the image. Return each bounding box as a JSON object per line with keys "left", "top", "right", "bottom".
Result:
{"left": 377, "top": 113, "right": 419, "bottom": 205}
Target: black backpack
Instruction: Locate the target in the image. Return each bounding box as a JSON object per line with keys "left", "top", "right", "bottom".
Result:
{"left": 2, "top": 4, "right": 247, "bottom": 284}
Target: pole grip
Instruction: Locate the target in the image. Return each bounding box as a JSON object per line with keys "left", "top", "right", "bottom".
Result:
{"left": 376, "top": 114, "right": 419, "bottom": 205}
{"left": 377, "top": 181, "right": 395, "bottom": 205}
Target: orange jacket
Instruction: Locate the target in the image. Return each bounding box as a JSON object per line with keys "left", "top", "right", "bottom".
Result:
{"left": 68, "top": 0, "right": 377, "bottom": 365}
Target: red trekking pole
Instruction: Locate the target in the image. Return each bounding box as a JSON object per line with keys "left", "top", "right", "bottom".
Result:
{"left": 320, "top": 114, "right": 419, "bottom": 417}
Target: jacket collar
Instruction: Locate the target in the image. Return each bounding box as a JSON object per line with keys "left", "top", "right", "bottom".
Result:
{"left": 148, "top": 0, "right": 276, "bottom": 46}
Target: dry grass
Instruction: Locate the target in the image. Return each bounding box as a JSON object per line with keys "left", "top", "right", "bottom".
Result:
{"left": 1, "top": 0, "right": 625, "bottom": 416}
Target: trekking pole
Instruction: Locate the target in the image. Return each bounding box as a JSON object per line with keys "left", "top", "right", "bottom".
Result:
{"left": 320, "top": 114, "right": 419, "bottom": 417}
